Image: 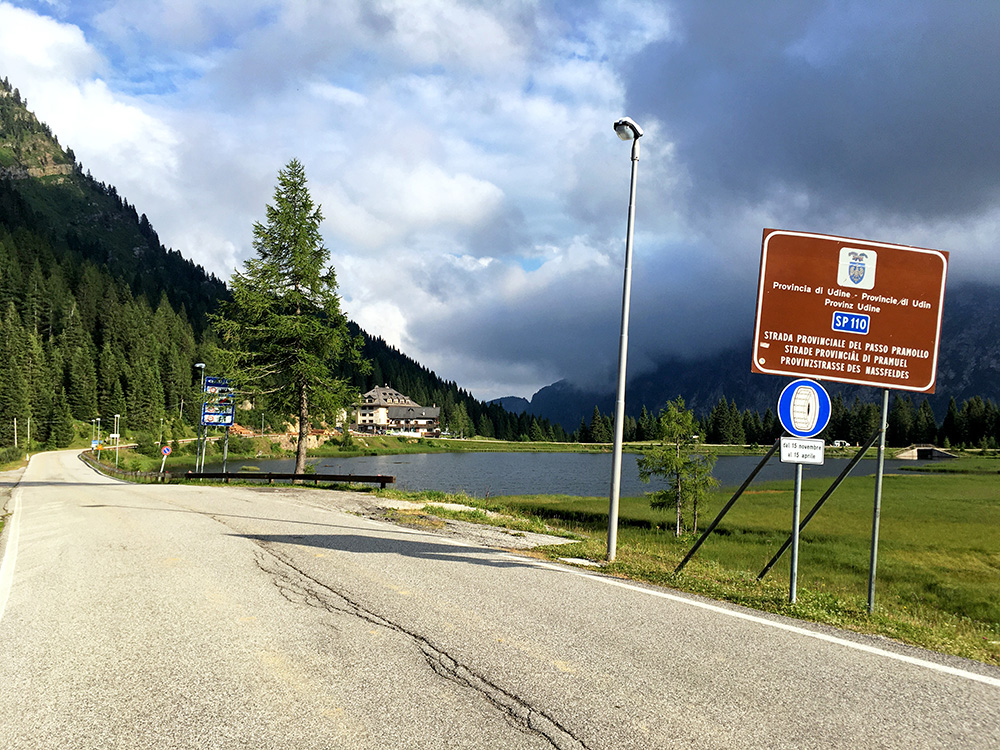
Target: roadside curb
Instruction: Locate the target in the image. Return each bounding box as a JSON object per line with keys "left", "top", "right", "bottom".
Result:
{"left": 0, "top": 460, "right": 28, "bottom": 623}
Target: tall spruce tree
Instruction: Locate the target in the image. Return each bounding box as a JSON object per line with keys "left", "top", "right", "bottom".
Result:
{"left": 212, "top": 159, "right": 368, "bottom": 473}
{"left": 0, "top": 303, "right": 29, "bottom": 445}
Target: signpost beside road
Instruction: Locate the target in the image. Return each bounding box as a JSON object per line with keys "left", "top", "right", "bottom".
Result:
{"left": 776, "top": 378, "right": 831, "bottom": 603}
{"left": 753, "top": 228, "right": 949, "bottom": 613}
{"left": 680, "top": 228, "right": 950, "bottom": 612}
{"left": 201, "top": 377, "right": 235, "bottom": 427}
{"left": 200, "top": 376, "right": 236, "bottom": 474}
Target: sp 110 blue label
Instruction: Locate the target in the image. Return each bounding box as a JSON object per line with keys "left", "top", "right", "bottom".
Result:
{"left": 831, "top": 312, "right": 869, "bottom": 335}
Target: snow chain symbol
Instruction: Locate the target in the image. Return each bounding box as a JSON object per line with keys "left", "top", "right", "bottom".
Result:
{"left": 777, "top": 379, "right": 831, "bottom": 438}
{"left": 790, "top": 385, "right": 820, "bottom": 434}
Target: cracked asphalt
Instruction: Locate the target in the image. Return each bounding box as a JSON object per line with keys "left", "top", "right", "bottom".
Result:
{"left": 1, "top": 449, "right": 998, "bottom": 749}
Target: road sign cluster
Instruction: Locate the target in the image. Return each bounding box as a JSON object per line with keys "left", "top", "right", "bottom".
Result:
{"left": 201, "top": 377, "right": 236, "bottom": 426}
{"left": 748, "top": 227, "right": 950, "bottom": 612}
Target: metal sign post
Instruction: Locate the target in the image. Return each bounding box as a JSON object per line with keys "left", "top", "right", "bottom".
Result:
{"left": 112, "top": 414, "right": 121, "bottom": 468}
{"left": 777, "top": 380, "right": 830, "bottom": 603}
{"left": 159, "top": 445, "right": 172, "bottom": 474}
{"left": 790, "top": 463, "right": 803, "bottom": 603}
{"left": 868, "top": 388, "right": 890, "bottom": 614}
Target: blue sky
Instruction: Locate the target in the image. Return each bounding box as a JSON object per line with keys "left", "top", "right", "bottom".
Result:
{"left": 2, "top": 1, "right": 999, "bottom": 401}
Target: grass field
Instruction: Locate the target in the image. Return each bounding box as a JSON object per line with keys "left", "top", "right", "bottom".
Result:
{"left": 406, "top": 468, "right": 1000, "bottom": 666}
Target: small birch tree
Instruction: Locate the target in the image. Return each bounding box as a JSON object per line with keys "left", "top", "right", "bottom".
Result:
{"left": 637, "top": 397, "right": 719, "bottom": 535}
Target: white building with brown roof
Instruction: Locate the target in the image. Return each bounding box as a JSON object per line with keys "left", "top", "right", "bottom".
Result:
{"left": 355, "top": 386, "right": 441, "bottom": 436}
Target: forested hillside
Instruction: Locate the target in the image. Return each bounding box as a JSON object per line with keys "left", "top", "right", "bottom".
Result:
{"left": 1, "top": 75, "right": 562, "bottom": 446}
{"left": 1, "top": 78, "right": 229, "bottom": 329}
{"left": 0, "top": 78, "right": 218, "bottom": 448}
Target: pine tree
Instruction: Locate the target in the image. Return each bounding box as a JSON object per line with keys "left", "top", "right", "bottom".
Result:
{"left": 0, "top": 303, "right": 29, "bottom": 445}
{"left": 887, "top": 395, "right": 915, "bottom": 447}
{"left": 476, "top": 413, "right": 494, "bottom": 438}
{"left": 939, "top": 397, "right": 961, "bottom": 447}
{"left": 728, "top": 399, "right": 746, "bottom": 445}
{"left": 125, "top": 349, "right": 164, "bottom": 431}
{"left": 529, "top": 418, "right": 545, "bottom": 442}
{"left": 637, "top": 405, "right": 654, "bottom": 441}
{"left": 914, "top": 399, "right": 938, "bottom": 444}
{"left": 212, "top": 159, "right": 369, "bottom": 473}
{"left": 638, "top": 397, "right": 719, "bottom": 536}
{"left": 623, "top": 415, "right": 637, "bottom": 442}
{"left": 589, "top": 406, "right": 610, "bottom": 443}
{"left": 449, "top": 402, "right": 472, "bottom": 437}
{"left": 66, "top": 344, "right": 98, "bottom": 420}
{"left": 47, "top": 387, "right": 75, "bottom": 448}
{"left": 959, "top": 396, "right": 988, "bottom": 446}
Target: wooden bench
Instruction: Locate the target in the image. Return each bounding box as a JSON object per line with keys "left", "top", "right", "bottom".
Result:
{"left": 184, "top": 472, "right": 395, "bottom": 489}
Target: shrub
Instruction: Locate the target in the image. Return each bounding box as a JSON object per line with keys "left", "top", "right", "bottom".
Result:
{"left": 227, "top": 435, "right": 255, "bottom": 454}
{"left": 133, "top": 433, "right": 161, "bottom": 457}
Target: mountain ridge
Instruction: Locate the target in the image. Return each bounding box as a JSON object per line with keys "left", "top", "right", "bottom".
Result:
{"left": 518, "top": 279, "right": 1000, "bottom": 431}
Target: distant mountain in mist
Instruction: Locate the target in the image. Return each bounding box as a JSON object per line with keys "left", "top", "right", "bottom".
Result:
{"left": 516, "top": 280, "right": 1000, "bottom": 431}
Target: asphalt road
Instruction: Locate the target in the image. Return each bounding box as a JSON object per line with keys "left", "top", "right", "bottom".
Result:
{"left": 0, "top": 450, "right": 997, "bottom": 749}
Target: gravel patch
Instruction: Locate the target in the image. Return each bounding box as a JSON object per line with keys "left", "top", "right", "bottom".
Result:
{"left": 246, "top": 486, "right": 576, "bottom": 551}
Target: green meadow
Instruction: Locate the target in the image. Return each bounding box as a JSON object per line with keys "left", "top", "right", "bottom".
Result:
{"left": 409, "top": 468, "right": 1000, "bottom": 666}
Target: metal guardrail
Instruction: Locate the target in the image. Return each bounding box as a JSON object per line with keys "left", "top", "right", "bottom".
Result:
{"left": 184, "top": 471, "right": 396, "bottom": 489}
{"left": 79, "top": 451, "right": 396, "bottom": 489}
{"left": 80, "top": 451, "right": 171, "bottom": 482}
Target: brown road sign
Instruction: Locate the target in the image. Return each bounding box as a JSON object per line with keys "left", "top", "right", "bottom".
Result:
{"left": 752, "top": 229, "right": 948, "bottom": 392}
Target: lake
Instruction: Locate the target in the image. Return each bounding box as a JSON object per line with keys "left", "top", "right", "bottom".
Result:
{"left": 207, "top": 451, "right": 938, "bottom": 498}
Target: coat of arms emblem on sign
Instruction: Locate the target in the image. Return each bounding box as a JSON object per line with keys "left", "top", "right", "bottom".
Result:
{"left": 848, "top": 251, "right": 867, "bottom": 284}
{"left": 838, "top": 247, "right": 877, "bottom": 290}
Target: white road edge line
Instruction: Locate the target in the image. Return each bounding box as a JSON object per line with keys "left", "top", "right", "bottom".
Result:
{"left": 371, "top": 520, "right": 999, "bottom": 688}
{"left": 174, "top": 502, "right": 1000, "bottom": 689}
{"left": 520, "top": 557, "right": 1000, "bottom": 689}
{"left": 0, "top": 487, "right": 22, "bottom": 624}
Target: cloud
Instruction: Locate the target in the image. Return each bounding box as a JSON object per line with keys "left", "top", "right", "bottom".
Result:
{"left": 0, "top": 3, "right": 181, "bottom": 209}
{"left": 0, "top": 3, "right": 101, "bottom": 81}
{"left": 4, "top": 1, "right": 998, "bottom": 403}
{"left": 630, "top": 1, "right": 1000, "bottom": 239}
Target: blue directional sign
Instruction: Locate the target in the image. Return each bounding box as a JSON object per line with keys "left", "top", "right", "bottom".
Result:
{"left": 777, "top": 379, "right": 831, "bottom": 438}
{"left": 201, "top": 375, "right": 236, "bottom": 426}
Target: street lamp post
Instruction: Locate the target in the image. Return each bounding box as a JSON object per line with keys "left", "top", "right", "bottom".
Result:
{"left": 195, "top": 363, "right": 206, "bottom": 472}
{"left": 607, "top": 116, "right": 643, "bottom": 562}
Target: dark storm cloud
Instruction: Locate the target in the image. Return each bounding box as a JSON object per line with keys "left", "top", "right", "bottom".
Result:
{"left": 628, "top": 1, "right": 1000, "bottom": 221}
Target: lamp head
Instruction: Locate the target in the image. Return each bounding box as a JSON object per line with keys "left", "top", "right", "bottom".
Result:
{"left": 614, "top": 117, "right": 643, "bottom": 140}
